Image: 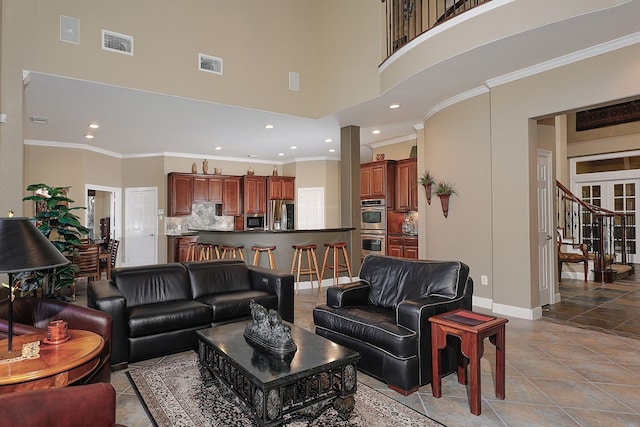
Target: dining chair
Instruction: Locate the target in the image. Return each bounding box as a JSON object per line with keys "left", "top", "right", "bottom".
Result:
{"left": 73, "top": 243, "right": 100, "bottom": 300}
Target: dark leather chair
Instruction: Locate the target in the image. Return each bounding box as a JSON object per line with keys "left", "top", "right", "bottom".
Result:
{"left": 0, "top": 382, "right": 124, "bottom": 427}
{"left": 0, "top": 297, "right": 112, "bottom": 384}
{"left": 313, "top": 255, "right": 473, "bottom": 395}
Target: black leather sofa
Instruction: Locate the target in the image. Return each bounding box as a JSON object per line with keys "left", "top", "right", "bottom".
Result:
{"left": 88, "top": 259, "right": 294, "bottom": 367}
{"left": 313, "top": 255, "right": 473, "bottom": 395}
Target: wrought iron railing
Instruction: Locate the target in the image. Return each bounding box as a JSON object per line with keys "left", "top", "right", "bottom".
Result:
{"left": 556, "top": 180, "right": 629, "bottom": 280}
{"left": 382, "top": 0, "right": 492, "bottom": 58}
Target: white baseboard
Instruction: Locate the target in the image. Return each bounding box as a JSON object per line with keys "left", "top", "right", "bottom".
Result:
{"left": 472, "top": 296, "right": 543, "bottom": 320}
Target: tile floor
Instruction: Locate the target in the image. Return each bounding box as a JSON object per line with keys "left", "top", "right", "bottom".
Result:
{"left": 70, "top": 275, "right": 640, "bottom": 427}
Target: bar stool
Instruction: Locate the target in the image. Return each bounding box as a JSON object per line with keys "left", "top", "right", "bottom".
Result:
{"left": 252, "top": 245, "right": 277, "bottom": 269}
{"left": 220, "top": 244, "right": 245, "bottom": 261}
{"left": 320, "top": 242, "right": 353, "bottom": 285}
{"left": 198, "top": 243, "right": 218, "bottom": 260}
{"left": 185, "top": 242, "right": 200, "bottom": 261}
{"left": 291, "top": 244, "right": 321, "bottom": 293}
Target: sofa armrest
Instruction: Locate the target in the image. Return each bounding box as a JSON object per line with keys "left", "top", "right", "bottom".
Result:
{"left": 326, "top": 281, "right": 370, "bottom": 308}
{"left": 396, "top": 295, "right": 470, "bottom": 332}
{"left": 0, "top": 383, "right": 121, "bottom": 427}
{"left": 248, "top": 265, "right": 295, "bottom": 323}
{"left": 88, "top": 279, "right": 128, "bottom": 367}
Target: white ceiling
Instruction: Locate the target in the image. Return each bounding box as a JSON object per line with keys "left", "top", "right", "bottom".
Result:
{"left": 22, "top": 1, "right": 640, "bottom": 164}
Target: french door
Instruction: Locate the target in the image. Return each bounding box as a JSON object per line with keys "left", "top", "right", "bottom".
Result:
{"left": 576, "top": 180, "right": 638, "bottom": 263}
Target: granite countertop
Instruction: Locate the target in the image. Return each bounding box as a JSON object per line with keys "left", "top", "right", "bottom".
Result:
{"left": 190, "top": 227, "right": 355, "bottom": 233}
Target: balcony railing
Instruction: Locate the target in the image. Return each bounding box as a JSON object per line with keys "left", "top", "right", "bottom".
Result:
{"left": 382, "top": 0, "right": 492, "bottom": 58}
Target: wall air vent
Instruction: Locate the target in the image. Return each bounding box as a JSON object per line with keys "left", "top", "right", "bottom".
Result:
{"left": 199, "top": 53, "right": 223, "bottom": 75}
{"left": 30, "top": 116, "right": 48, "bottom": 124}
{"left": 102, "top": 30, "right": 133, "bottom": 55}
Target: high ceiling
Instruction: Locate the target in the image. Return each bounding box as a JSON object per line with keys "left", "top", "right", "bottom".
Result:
{"left": 22, "top": 1, "right": 640, "bottom": 164}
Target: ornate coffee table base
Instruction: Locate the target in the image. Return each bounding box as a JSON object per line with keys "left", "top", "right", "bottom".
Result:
{"left": 198, "top": 333, "right": 358, "bottom": 426}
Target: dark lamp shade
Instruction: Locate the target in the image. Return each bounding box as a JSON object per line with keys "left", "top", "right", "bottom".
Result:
{"left": 0, "top": 217, "right": 70, "bottom": 273}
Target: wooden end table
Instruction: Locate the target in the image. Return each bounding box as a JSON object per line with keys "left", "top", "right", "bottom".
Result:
{"left": 429, "top": 309, "right": 508, "bottom": 415}
{"left": 0, "top": 329, "right": 104, "bottom": 393}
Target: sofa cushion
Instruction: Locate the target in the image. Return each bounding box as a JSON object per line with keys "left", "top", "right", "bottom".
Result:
{"left": 197, "top": 290, "right": 277, "bottom": 323}
{"left": 128, "top": 300, "right": 211, "bottom": 338}
{"left": 313, "top": 304, "right": 418, "bottom": 359}
{"left": 184, "top": 260, "right": 253, "bottom": 299}
{"left": 112, "top": 263, "right": 191, "bottom": 307}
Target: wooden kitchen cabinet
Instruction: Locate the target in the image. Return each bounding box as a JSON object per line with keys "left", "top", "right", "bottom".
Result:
{"left": 387, "top": 235, "right": 404, "bottom": 258}
{"left": 360, "top": 160, "right": 396, "bottom": 209}
{"left": 403, "top": 236, "right": 418, "bottom": 259}
{"left": 268, "top": 176, "right": 295, "bottom": 200}
{"left": 243, "top": 176, "right": 267, "bottom": 214}
{"left": 193, "top": 176, "right": 223, "bottom": 203}
{"left": 396, "top": 158, "right": 418, "bottom": 211}
{"left": 168, "top": 173, "right": 193, "bottom": 216}
{"left": 387, "top": 235, "right": 418, "bottom": 259}
{"left": 168, "top": 235, "right": 198, "bottom": 262}
{"left": 222, "top": 176, "right": 242, "bottom": 216}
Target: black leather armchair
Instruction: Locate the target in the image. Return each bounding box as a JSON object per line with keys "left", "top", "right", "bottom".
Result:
{"left": 0, "top": 297, "right": 112, "bottom": 384}
{"left": 313, "top": 255, "right": 473, "bottom": 395}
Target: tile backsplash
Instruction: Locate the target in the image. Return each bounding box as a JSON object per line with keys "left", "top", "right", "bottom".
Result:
{"left": 166, "top": 203, "right": 234, "bottom": 234}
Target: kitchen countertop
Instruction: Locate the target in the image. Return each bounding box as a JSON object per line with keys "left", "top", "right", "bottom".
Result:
{"left": 190, "top": 227, "right": 355, "bottom": 233}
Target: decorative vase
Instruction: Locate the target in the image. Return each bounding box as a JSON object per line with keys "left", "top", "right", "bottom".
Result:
{"left": 439, "top": 194, "right": 450, "bottom": 218}
{"left": 423, "top": 183, "right": 432, "bottom": 205}
{"left": 272, "top": 166, "right": 278, "bottom": 176}
{"left": 191, "top": 162, "right": 197, "bottom": 174}
{"left": 247, "top": 167, "right": 255, "bottom": 176}
{"left": 203, "top": 159, "right": 209, "bottom": 174}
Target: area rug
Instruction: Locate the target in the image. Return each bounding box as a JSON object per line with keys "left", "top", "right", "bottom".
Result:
{"left": 127, "top": 352, "right": 442, "bottom": 427}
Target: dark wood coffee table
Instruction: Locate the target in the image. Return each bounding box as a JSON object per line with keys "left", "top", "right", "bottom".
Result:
{"left": 197, "top": 321, "right": 360, "bottom": 426}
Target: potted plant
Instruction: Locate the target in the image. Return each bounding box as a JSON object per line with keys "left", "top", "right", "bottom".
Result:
{"left": 21, "top": 184, "right": 90, "bottom": 298}
{"left": 434, "top": 180, "right": 458, "bottom": 218}
{"left": 419, "top": 171, "right": 436, "bottom": 205}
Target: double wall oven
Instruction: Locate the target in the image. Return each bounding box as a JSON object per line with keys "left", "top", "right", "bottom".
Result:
{"left": 361, "top": 199, "right": 386, "bottom": 256}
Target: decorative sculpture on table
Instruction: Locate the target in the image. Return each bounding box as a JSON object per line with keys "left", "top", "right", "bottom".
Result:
{"left": 244, "top": 300, "right": 297, "bottom": 359}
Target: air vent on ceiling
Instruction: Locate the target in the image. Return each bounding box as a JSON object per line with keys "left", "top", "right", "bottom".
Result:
{"left": 102, "top": 30, "right": 133, "bottom": 55}
{"left": 199, "top": 53, "right": 223, "bottom": 75}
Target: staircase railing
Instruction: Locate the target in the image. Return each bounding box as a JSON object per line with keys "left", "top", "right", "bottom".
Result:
{"left": 556, "top": 180, "right": 628, "bottom": 280}
{"left": 381, "top": 0, "right": 492, "bottom": 58}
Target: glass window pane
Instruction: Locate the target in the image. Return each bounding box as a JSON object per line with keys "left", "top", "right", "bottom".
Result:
{"left": 614, "top": 184, "right": 623, "bottom": 197}
{"left": 627, "top": 183, "right": 635, "bottom": 195}
{"left": 627, "top": 198, "right": 635, "bottom": 211}
{"left": 593, "top": 186, "right": 601, "bottom": 197}
{"left": 615, "top": 199, "right": 624, "bottom": 210}
{"left": 582, "top": 187, "right": 591, "bottom": 198}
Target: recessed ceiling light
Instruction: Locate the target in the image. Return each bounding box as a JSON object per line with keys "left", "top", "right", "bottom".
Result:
{"left": 214, "top": 146, "right": 222, "bottom": 151}
{"left": 265, "top": 124, "right": 274, "bottom": 129}
{"left": 389, "top": 104, "right": 400, "bottom": 109}
{"left": 290, "top": 146, "right": 297, "bottom": 150}
{"left": 278, "top": 153, "right": 284, "bottom": 156}
{"left": 88, "top": 123, "right": 100, "bottom": 129}
{"left": 329, "top": 148, "right": 336, "bottom": 153}
{"left": 372, "top": 130, "right": 381, "bottom": 135}
{"left": 325, "top": 138, "right": 332, "bottom": 143}
{"left": 84, "top": 134, "right": 94, "bottom": 139}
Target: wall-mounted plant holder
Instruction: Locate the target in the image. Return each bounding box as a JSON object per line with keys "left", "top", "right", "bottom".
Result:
{"left": 419, "top": 171, "right": 435, "bottom": 205}
{"left": 434, "top": 180, "right": 458, "bottom": 218}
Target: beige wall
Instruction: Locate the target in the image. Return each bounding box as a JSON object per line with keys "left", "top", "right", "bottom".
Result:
{"left": 371, "top": 139, "right": 416, "bottom": 162}
{"left": 423, "top": 93, "right": 493, "bottom": 301}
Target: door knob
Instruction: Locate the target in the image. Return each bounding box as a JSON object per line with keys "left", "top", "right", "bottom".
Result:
{"left": 546, "top": 235, "right": 553, "bottom": 240}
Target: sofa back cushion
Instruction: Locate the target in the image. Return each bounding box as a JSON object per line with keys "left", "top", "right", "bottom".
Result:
{"left": 184, "top": 259, "right": 252, "bottom": 299}
{"left": 111, "top": 263, "right": 191, "bottom": 307}
{"left": 360, "top": 255, "right": 469, "bottom": 309}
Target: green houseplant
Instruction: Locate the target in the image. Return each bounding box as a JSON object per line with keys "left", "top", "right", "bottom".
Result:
{"left": 419, "top": 171, "right": 436, "bottom": 205}
{"left": 21, "top": 184, "right": 90, "bottom": 297}
{"left": 434, "top": 180, "right": 458, "bottom": 218}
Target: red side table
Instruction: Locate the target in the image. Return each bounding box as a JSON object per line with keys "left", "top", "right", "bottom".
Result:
{"left": 429, "top": 309, "right": 508, "bottom": 415}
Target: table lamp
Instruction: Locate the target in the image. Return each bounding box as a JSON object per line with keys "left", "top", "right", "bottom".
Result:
{"left": 0, "top": 216, "right": 69, "bottom": 352}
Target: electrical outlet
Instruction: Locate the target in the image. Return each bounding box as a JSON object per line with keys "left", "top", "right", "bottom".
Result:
{"left": 481, "top": 275, "right": 488, "bottom": 285}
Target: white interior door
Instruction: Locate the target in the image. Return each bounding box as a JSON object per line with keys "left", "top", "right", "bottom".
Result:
{"left": 537, "top": 150, "right": 555, "bottom": 306}
{"left": 124, "top": 187, "right": 158, "bottom": 267}
{"left": 297, "top": 187, "right": 325, "bottom": 230}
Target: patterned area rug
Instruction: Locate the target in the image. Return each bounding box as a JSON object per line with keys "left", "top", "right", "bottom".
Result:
{"left": 127, "top": 352, "right": 442, "bottom": 427}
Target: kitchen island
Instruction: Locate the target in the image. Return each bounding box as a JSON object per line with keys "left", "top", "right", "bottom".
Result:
{"left": 192, "top": 227, "right": 357, "bottom": 286}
